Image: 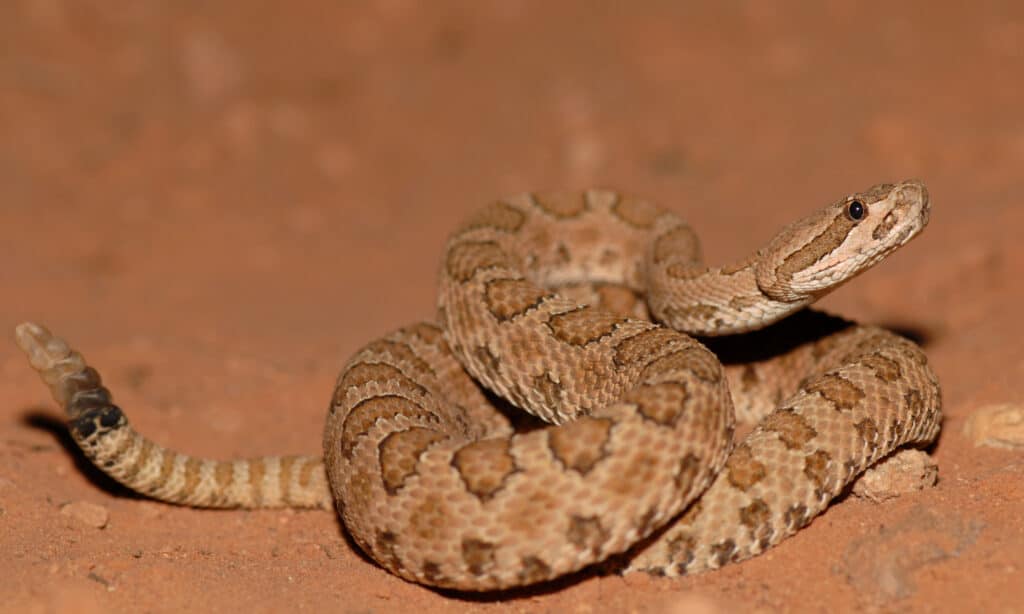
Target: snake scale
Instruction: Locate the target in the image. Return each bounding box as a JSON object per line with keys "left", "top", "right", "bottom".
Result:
{"left": 15, "top": 180, "right": 941, "bottom": 591}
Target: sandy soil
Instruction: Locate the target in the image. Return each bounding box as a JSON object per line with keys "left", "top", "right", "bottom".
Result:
{"left": 2, "top": 2, "right": 1023, "bottom": 612}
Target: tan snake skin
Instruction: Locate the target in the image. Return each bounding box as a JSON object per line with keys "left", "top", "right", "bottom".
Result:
{"left": 15, "top": 180, "right": 941, "bottom": 591}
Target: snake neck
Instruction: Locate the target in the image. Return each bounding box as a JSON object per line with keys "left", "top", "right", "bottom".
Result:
{"left": 645, "top": 256, "right": 814, "bottom": 336}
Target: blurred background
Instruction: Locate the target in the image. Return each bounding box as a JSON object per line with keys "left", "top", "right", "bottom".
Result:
{"left": 2, "top": 2, "right": 1022, "bottom": 612}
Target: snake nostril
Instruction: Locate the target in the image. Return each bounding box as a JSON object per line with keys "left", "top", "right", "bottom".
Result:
{"left": 910, "top": 181, "right": 932, "bottom": 225}
{"left": 901, "top": 180, "right": 929, "bottom": 210}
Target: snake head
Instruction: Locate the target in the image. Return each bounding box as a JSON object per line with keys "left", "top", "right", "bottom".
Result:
{"left": 755, "top": 179, "right": 930, "bottom": 302}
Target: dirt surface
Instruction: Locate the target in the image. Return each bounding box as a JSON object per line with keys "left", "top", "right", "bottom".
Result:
{"left": 2, "top": 2, "right": 1023, "bottom": 613}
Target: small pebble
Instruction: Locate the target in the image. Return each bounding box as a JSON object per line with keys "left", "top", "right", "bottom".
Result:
{"left": 853, "top": 449, "right": 938, "bottom": 502}
{"left": 963, "top": 403, "right": 1024, "bottom": 449}
{"left": 60, "top": 500, "right": 110, "bottom": 529}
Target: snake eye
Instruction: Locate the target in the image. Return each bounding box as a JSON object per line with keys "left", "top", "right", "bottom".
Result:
{"left": 846, "top": 200, "right": 865, "bottom": 221}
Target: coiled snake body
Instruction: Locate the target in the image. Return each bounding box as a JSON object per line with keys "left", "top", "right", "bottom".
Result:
{"left": 15, "top": 180, "right": 941, "bottom": 591}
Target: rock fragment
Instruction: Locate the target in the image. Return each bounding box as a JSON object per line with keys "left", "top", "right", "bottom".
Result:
{"left": 963, "top": 403, "right": 1024, "bottom": 449}
{"left": 853, "top": 449, "right": 938, "bottom": 502}
{"left": 60, "top": 501, "right": 109, "bottom": 529}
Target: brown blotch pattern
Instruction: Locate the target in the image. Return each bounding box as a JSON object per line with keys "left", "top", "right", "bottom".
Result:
{"left": 247, "top": 457, "right": 265, "bottom": 505}
{"left": 278, "top": 456, "right": 295, "bottom": 504}
{"left": 762, "top": 408, "right": 818, "bottom": 450}
{"left": 805, "top": 373, "right": 866, "bottom": 411}
{"left": 341, "top": 395, "right": 437, "bottom": 458}
{"left": 861, "top": 352, "right": 902, "bottom": 382}
{"left": 335, "top": 361, "right": 426, "bottom": 406}
{"left": 379, "top": 427, "right": 448, "bottom": 495}
{"left": 567, "top": 514, "right": 609, "bottom": 556}
{"left": 904, "top": 389, "right": 924, "bottom": 414}
{"left": 421, "top": 561, "right": 445, "bottom": 585}
{"left": 484, "top": 278, "right": 552, "bottom": 321}
{"left": 726, "top": 443, "right": 767, "bottom": 491}
{"left": 611, "top": 194, "right": 662, "bottom": 228}
{"left": 460, "top": 200, "right": 527, "bottom": 233}
{"left": 784, "top": 503, "right": 812, "bottom": 530}
{"left": 214, "top": 460, "right": 234, "bottom": 491}
{"left": 155, "top": 451, "right": 176, "bottom": 494}
{"left": 518, "top": 556, "right": 552, "bottom": 584}
{"left": 473, "top": 345, "right": 502, "bottom": 382}
{"left": 122, "top": 439, "right": 154, "bottom": 483}
{"left": 298, "top": 458, "right": 318, "bottom": 488}
{"left": 358, "top": 340, "right": 435, "bottom": 380}
{"left": 665, "top": 262, "right": 710, "bottom": 280}
{"left": 461, "top": 538, "right": 497, "bottom": 576}
{"left": 548, "top": 417, "right": 612, "bottom": 475}
{"left": 652, "top": 224, "right": 700, "bottom": 265}
{"left": 710, "top": 539, "right": 738, "bottom": 567}
{"left": 739, "top": 498, "right": 771, "bottom": 530}
{"left": 451, "top": 438, "right": 518, "bottom": 502}
{"left": 854, "top": 418, "right": 881, "bottom": 450}
{"left": 625, "top": 381, "right": 689, "bottom": 427}
{"left": 776, "top": 210, "right": 855, "bottom": 283}
{"left": 531, "top": 191, "right": 588, "bottom": 218}
{"left": 642, "top": 347, "right": 721, "bottom": 385}
{"left": 446, "top": 240, "right": 513, "bottom": 282}
{"left": 719, "top": 258, "right": 754, "bottom": 276}
{"left": 674, "top": 452, "right": 703, "bottom": 492}
{"left": 376, "top": 530, "right": 402, "bottom": 572}
{"left": 181, "top": 457, "right": 203, "bottom": 499}
{"left": 803, "top": 449, "right": 831, "bottom": 488}
{"left": 666, "top": 534, "right": 697, "bottom": 570}
{"left": 612, "top": 327, "right": 681, "bottom": 368}
{"left": 593, "top": 284, "right": 644, "bottom": 318}
{"left": 406, "top": 322, "right": 445, "bottom": 345}
{"left": 850, "top": 333, "right": 893, "bottom": 358}
{"left": 546, "top": 306, "right": 626, "bottom": 347}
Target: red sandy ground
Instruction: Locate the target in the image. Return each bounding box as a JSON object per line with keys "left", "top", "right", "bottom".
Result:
{"left": 2, "top": 2, "right": 1023, "bottom": 612}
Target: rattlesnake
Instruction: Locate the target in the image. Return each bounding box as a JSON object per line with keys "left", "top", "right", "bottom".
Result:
{"left": 15, "top": 180, "right": 941, "bottom": 591}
